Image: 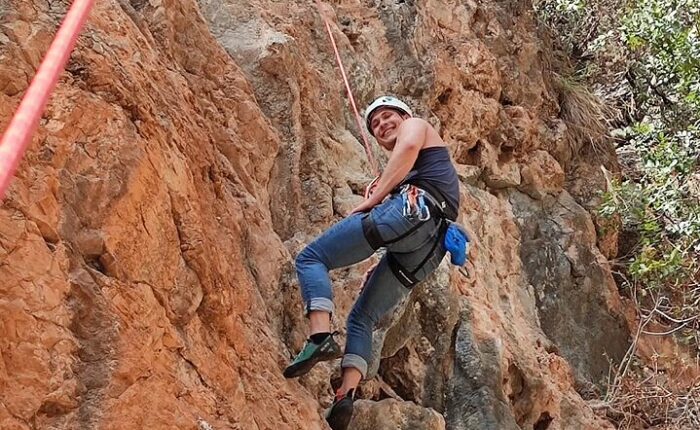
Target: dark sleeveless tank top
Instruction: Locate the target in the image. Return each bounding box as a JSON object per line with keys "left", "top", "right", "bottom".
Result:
{"left": 403, "top": 146, "right": 460, "bottom": 211}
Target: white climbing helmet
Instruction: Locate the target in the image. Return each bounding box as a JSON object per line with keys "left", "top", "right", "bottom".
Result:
{"left": 364, "top": 96, "right": 413, "bottom": 136}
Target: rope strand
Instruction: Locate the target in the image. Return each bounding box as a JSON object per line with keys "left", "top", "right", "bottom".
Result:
{"left": 0, "top": 0, "right": 96, "bottom": 200}
{"left": 313, "top": 0, "right": 378, "bottom": 176}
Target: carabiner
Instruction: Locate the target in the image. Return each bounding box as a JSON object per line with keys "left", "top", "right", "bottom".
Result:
{"left": 417, "top": 192, "right": 431, "bottom": 221}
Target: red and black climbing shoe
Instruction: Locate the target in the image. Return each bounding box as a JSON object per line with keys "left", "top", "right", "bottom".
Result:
{"left": 325, "top": 388, "right": 355, "bottom": 430}
{"left": 283, "top": 332, "right": 342, "bottom": 378}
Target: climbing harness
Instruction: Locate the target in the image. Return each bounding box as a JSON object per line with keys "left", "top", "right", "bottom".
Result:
{"left": 407, "top": 179, "right": 469, "bottom": 268}
{"left": 313, "top": 0, "right": 378, "bottom": 177}
{"left": 361, "top": 180, "right": 463, "bottom": 288}
{"left": 0, "top": 0, "right": 96, "bottom": 200}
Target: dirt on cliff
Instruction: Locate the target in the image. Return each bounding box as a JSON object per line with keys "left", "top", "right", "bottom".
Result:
{"left": 0, "top": 0, "right": 667, "bottom": 429}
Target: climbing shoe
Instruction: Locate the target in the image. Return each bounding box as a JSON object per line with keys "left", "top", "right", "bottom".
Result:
{"left": 283, "top": 332, "right": 342, "bottom": 378}
{"left": 325, "top": 388, "right": 355, "bottom": 430}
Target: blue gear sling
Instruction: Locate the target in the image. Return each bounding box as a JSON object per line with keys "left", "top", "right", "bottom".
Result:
{"left": 444, "top": 221, "right": 469, "bottom": 266}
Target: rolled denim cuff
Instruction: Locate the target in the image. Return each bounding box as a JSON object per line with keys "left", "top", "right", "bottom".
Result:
{"left": 341, "top": 353, "right": 368, "bottom": 379}
{"left": 305, "top": 297, "right": 334, "bottom": 315}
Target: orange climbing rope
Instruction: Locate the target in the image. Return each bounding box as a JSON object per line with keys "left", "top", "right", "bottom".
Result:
{"left": 313, "top": 0, "right": 378, "bottom": 177}
{"left": 0, "top": 0, "right": 96, "bottom": 200}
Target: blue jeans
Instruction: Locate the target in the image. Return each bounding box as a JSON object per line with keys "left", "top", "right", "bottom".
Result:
{"left": 295, "top": 192, "right": 447, "bottom": 377}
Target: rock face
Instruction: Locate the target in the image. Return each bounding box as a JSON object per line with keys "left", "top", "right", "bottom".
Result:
{"left": 0, "top": 0, "right": 634, "bottom": 429}
{"left": 351, "top": 399, "right": 446, "bottom": 430}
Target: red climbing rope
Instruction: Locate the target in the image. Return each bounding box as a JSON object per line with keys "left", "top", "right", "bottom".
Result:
{"left": 0, "top": 0, "right": 96, "bottom": 200}
{"left": 313, "top": 0, "right": 378, "bottom": 176}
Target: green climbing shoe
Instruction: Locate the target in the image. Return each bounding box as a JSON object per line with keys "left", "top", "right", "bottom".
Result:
{"left": 283, "top": 332, "right": 342, "bottom": 378}
{"left": 325, "top": 388, "right": 355, "bottom": 430}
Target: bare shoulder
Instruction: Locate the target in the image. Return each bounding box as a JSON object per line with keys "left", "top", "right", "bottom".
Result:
{"left": 401, "top": 117, "right": 431, "bottom": 130}
{"left": 405, "top": 118, "right": 445, "bottom": 147}
{"left": 397, "top": 117, "right": 444, "bottom": 148}
{"left": 397, "top": 117, "right": 430, "bottom": 137}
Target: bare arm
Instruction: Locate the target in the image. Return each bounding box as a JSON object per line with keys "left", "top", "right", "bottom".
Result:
{"left": 361, "top": 119, "right": 427, "bottom": 207}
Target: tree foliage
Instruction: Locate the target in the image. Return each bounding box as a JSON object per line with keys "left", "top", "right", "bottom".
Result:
{"left": 536, "top": 0, "right": 700, "bottom": 427}
{"left": 537, "top": 0, "right": 700, "bottom": 340}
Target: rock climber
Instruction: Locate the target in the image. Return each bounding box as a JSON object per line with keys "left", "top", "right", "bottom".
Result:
{"left": 283, "top": 96, "right": 461, "bottom": 430}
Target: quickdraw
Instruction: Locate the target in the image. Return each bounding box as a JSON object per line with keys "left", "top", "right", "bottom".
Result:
{"left": 400, "top": 184, "right": 431, "bottom": 221}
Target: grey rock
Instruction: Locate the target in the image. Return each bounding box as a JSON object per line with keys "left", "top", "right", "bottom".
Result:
{"left": 510, "top": 190, "right": 630, "bottom": 387}
{"left": 445, "top": 308, "right": 520, "bottom": 430}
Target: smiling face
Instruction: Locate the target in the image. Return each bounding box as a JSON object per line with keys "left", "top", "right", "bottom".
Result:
{"left": 369, "top": 107, "right": 410, "bottom": 150}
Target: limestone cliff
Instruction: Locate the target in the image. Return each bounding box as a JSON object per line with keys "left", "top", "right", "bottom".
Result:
{"left": 1, "top": 0, "right": 633, "bottom": 429}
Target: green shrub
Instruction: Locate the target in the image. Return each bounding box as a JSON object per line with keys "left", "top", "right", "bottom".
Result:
{"left": 536, "top": 0, "right": 700, "bottom": 425}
